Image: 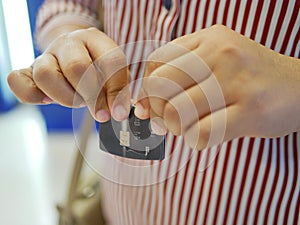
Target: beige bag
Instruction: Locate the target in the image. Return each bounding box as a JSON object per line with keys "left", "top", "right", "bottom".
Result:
{"left": 57, "top": 111, "right": 106, "bottom": 225}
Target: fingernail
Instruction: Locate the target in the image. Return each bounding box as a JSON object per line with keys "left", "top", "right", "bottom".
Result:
{"left": 113, "top": 105, "right": 128, "bottom": 121}
{"left": 96, "top": 109, "right": 110, "bottom": 122}
{"left": 151, "top": 119, "right": 167, "bottom": 135}
{"left": 42, "top": 97, "right": 53, "bottom": 104}
{"left": 134, "top": 102, "right": 145, "bottom": 118}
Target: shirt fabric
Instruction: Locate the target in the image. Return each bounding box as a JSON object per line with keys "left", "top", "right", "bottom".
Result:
{"left": 35, "top": 1, "right": 300, "bottom": 225}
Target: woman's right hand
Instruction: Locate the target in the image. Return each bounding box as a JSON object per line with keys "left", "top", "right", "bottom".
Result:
{"left": 8, "top": 27, "right": 131, "bottom": 122}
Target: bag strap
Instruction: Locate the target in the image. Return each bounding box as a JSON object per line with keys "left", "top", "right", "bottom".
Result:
{"left": 66, "top": 110, "right": 95, "bottom": 207}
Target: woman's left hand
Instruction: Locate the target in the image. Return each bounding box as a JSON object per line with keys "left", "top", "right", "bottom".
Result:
{"left": 135, "top": 25, "right": 300, "bottom": 150}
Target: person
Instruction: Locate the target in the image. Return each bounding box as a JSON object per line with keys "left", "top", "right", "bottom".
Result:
{"left": 8, "top": 0, "right": 300, "bottom": 224}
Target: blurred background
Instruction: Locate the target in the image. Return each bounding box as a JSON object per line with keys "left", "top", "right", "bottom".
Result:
{"left": 0, "top": 0, "right": 90, "bottom": 224}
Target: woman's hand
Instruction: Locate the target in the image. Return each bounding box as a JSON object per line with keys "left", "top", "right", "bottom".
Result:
{"left": 8, "top": 27, "right": 131, "bottom": 122}
{"left": 135, "top": 25, "right": 300, "bottom": 150}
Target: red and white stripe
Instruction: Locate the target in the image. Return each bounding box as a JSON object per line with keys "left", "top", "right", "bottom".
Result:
{"left": 35, "top": 0, "right": 101, "bottom": 50}
{"left": 35, "top": 0, "right": 300, "bottom": 224}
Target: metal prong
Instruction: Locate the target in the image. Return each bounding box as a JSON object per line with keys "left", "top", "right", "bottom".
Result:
{"left": 120, "top": 119, "right": 130, "bottom": 147}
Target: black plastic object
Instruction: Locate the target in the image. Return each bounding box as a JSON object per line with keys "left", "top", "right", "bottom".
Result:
{"left": 99, "top": 106, "right": 165, "bottom": 160}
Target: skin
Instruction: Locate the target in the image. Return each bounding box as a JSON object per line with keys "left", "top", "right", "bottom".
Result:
{"left": 135, "top": 25, "right": 300, "bottom": 150}
{"left": 8, "top": 27, "right": 131, "bottom": 122}
{"left": 8, "top": 25, "right": 300, "bottom": 150}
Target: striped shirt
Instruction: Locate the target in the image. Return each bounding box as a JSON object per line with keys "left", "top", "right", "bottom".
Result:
{"left": 35, "top": 0, "right": 300, "bottom": 224}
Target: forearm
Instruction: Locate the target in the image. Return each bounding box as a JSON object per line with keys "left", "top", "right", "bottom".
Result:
{"left": 36, "top": 24, "right": 89, "bottom": 52}
{"left": 35, "top": 0, "right": 102, "bottom": 52}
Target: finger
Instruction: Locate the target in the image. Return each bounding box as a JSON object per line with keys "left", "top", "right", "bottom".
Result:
{"left": 136, "top": 74, "right": 187, "bottom": 119}
{"left": 93, "top": 89, "right": 110, "bottom": 122}
{"left": 141, "top": 71, "right": 189, "bottom": 119}
{"left": 145, "top": 32, "right": 204, "bottom": 75}
{"left": 184, "top": 105, "right": 243, "bottom": 150}
{"left": 149, "top": 109, "right": 167, "bottom": 135}
{"left": 146, "top": 50, "right": 211, "bottom": 92}
{"left": 48, "top": 35, "right": 103, "bottom": 113}
{"left": 136, "top": 35, "right": 203, "bottom": 118}
{"left": 32, "top": 53, "right": 84, "bottom": 107}
{"left": 7, "top": 67, "right": 50, "bottom": 104}
{"left": 141, "top": 51, "right": 211, "bottom": 118}
{"left": 80, "top": 28, "right": 130, "bottom": 121}
{"left": 164, "top": 75, "right": 228, "bottom": 135}
{"left": 51, "top": 28, "right": 130, "bottom": 121}
{"left": 108, "top": 78, "right": 131, "bottom": 122}
{"left": 134, "top": 87, "right": 151, "bottom": 119}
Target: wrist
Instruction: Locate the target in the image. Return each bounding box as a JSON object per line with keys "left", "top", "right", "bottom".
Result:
{"left": 36, "top": 24, "right": 89, "bottom": 52}
{"left": 275, "top": 54, "right": 300, "bottom": 133}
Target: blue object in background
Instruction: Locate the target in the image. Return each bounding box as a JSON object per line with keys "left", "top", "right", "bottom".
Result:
{"left": 0, "top": 1, "right": 17, "bottom": 112}
{"left": 26, "top": 0, "right": 84, "bottom": 132}
{"left": 26, "top": 0, "right": 43, "bottom": 57}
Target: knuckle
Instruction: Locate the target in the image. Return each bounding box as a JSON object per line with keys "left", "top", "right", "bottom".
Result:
{"left": 206, "top": 25, "right": 245, "bottom": 62}
{"left": 106, "top": 80, "right": 127, "bottom": 96}
{"left": 210, "top": 24, "right": 227, "bottom": 31}
{"left": 104, "top": 55, "right": 126, "bottom": 70}
{"left": 203, "top": 25, "right": 244, "bottom": 55}
{"left": 59, "top": 32, "right": 70, "bottom": 40}
{"left": 143, "top": 76, "right": 166, "bottom": 98}
{"left": 66, "top": 29, "right": 86, "bottom": 38}
{"left": 146, "top": 51, "right": 163, "bottom": 73}
{"left": 50, "top": 33, "right": 73, "bottom": 48}
{"left": 33, "top": 65, "right": 52, "bottom": 83}
{"left": 87, "top": 27, "right": 100, "bottom": 33}
{"left": 64, "top": 60, "right": 91, "bottom": 79}
{"left": 164, "top": 102, "right": 179, "bottom": 122}
{"left": 97, "top": 51, "right": 127, "bottom": 76}
{"left": 146, "top": 61, "right": 161, "bottom": 75}
{"left": 219, "top": 44, "right": 244, "bottom": 61}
